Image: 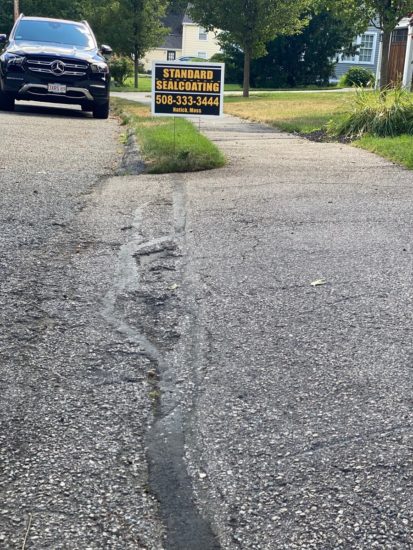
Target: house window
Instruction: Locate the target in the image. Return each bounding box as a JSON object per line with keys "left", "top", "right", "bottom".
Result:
{"left": 359, "top": 34, "right": 375, "bottom": 63}
{"left": 167, "top": 50, "right": 176, "bottom": 61}
{"left": 197, "top": 51, "right": 207, "bottom": 59}
{"left": 199, "top": 27, "right": 208, "bottom": 41}
{"left": 341, "top": 32, "right": 376, "bottom": 64}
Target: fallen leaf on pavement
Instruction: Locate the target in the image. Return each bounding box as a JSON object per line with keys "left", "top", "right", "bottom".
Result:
{"left": 310, "top": 279, "right": 327, "bottom": 287}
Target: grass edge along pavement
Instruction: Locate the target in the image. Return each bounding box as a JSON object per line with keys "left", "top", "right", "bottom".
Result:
{"left": 111, "top": 97, "right": 226, "bottom": 174}
{"left": 224, "top": 90, "right": 413, "bottom": 170}
{"left": 110, "top": 74, "right": 341, "bottom": 93}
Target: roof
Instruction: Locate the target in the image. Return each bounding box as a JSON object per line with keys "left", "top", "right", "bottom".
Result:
{"left": 158, "top": 6, "right": 198, "bottom": 50}
{"left": 161, "top": 12, "right": 184, "bottom": 49}
{"left": 182, "top": 11, "right": 194, "bottom": 24}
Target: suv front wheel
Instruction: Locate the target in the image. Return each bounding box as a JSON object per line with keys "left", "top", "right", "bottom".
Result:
{"left": 93, "top": 101, "right": 109, "bottom": 119}
{"left": 0, "top": 90, "right": 15, "bottom": 111}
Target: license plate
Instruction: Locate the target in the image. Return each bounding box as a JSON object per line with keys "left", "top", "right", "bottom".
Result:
{"left": 48, "top": 83, "right": 66, "bottom": 94}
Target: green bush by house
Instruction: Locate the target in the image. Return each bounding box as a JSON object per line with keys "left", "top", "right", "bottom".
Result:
{"left": 340, "top": 67, "right": 376, "bottom": 88}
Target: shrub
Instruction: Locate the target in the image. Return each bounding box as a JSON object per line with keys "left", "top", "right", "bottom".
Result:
{"left": 110, "top": 55, "right": 134, "bottom": 87}
{"left": 328, "top": 86, "right": 413, "bottom": 138}
{"left": 341, "top": 67, "right": 375, "bottom": 88}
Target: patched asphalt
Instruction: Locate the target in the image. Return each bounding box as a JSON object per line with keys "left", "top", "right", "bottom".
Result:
{"left": 1, "top": 99, "right": 412, "bottom": 550}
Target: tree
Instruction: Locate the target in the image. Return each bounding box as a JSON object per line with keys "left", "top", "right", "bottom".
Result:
{"left": 190, "top": 0, "right": 313, "bottom": 97}
{"left": 362, "top": 1, "right": 413, "bottom": 88}
{"left": 88, "top": 0, "right": 168, "bottom": 87}
{"left": 19, "top": 0, "right": 91, "bottom": 20}
{"left": 3, "top": 0, "right": 169, "bottom": 87}
{"left": 0, "top": 1, "right": 14, "bottom": 34}
{"left": 219, "top": 7, "right": 367, "bottom": 89}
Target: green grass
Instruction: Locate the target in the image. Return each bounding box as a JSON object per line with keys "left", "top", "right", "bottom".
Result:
{"left": 111, "top": 78, "right": 339, "bottom": 94}
{"left": 111, "top": 74, "right": 152, "bottom": 92}
{"left": 328, "top": 87, "right": 413, "bottom": 138}
{"left": 112, "top": 97, "right": 226, "bottom": 173}
{"left": 354, "top": 134, "right": 413, "bottom": 169}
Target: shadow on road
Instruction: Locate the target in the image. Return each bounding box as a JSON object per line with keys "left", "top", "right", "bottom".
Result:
{"left": 12, "top": 101, "right": 90, "bottom": 118}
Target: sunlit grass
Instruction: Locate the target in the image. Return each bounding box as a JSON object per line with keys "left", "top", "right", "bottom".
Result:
{"left": 354, "top": 134, "right": 413, "bottom": 169}
{"left": 328, "top": 87, "right": 413, "bottom": 138}
{"left": 224, "top": 92, "right": 352, "bottom": 133}
{"left": 111, "top": 74, "right": 152, "bottom": 92}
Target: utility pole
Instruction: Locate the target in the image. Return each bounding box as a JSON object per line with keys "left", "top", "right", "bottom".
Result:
{"left": 14, "top": 0, "right": 20, "bottom": 22}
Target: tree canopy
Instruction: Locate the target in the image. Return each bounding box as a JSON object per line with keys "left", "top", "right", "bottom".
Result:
{"left": 219, "top": 4, "right": 369, "bottom": 88}
{"left": 87, "top": 0, "right": 168, "bottom": 86}
{"left": 3, "top": 0, "right": 413, "bottom": 90}
{"left": 190, "top": 0, "right": 313, "bottom": 96}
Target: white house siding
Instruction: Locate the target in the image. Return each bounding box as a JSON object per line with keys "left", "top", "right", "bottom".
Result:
{"left": 181, "top": 24, "right": 221, "bottom": 59}
{"left": 333, "top": 26, "right": 381, "bottom": 82}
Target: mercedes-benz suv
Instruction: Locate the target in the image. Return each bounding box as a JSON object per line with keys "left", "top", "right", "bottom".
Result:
{"left": 0, "top": 15, "right": 112, "bottom": 118}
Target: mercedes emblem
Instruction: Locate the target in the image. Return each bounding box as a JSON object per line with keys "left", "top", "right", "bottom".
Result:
{"left": 51, "top": 60, "right": 65, "bottom": 75}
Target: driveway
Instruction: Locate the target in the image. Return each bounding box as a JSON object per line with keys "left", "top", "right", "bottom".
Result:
{"left": 0, "top": 99, "right": 412, "bottom": 549}
{"left": 127, "top": 111, "right": 413, "bottom": 548}
{"left": 175, "top": 116, "right": 413, "bottom": 548}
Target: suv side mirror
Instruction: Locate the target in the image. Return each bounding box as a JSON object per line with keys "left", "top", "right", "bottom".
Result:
{"left": 100, "top": 44, "right": 113, "bottom": 56}
{"left": 0, "top": 35, "right": 7, "bottom": 44}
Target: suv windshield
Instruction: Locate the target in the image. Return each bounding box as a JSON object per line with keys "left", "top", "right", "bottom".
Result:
{"left": 13, "top": 20, "right": 95, "bottom": 48}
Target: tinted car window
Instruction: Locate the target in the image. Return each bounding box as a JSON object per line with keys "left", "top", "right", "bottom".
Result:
{"left": 14, "top": 20, "right": 95, "bottom": 48}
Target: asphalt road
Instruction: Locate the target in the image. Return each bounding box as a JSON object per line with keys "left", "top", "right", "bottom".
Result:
{"left": 0, "top": 102, "right": 165, "bottom": 548}
{"left": 1, "top": 100, "right": 412, "bottom": 550}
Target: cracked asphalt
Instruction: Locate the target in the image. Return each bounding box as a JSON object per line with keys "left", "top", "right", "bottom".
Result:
{"left": 0, "top": 103, "right": 164, "bottom": 549}
{"left": 1, "top": 99, "right": 413, "bottom": 549}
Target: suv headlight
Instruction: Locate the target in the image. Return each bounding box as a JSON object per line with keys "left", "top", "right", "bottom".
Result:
{"left": 91, "top": 62, "right": 109, "bottom": 74}
{"left": 6, "top": 54, "right": 25, "bottom": 66}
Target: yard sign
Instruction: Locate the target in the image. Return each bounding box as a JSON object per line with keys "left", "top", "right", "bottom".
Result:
{"left": 152, "top": 61, "right": 225, "bottom": 118}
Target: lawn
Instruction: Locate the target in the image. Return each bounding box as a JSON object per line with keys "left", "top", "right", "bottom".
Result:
{"left": 111, "top": 75, "right": 152, "bottom": 92}
{"left": 354, "top": 135, "right": 413, "bottom": 170}
{"left": 111, "top": 98, "right": 226, "bottom": 173}
{"left": 224, "top": 92, "right": 352, "bottom": 133}
{"left": 224, "top": 91, "right": 413, "bottom": 169}
{"left": 111, "top": 78, "right": 339, "bottom": 94}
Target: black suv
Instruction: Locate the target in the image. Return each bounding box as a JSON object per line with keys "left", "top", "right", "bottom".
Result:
{"left": 0, "top": 15, "right": 112, "bottom": 118}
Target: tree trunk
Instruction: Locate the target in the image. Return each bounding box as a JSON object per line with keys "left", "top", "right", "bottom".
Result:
{"left": 243, "top": 49, "right": 251, "bottom": 98}
{"left": 380, "top": 30, "right": 392, "bottom": 89}
{"left": 134, "top": 47, "right": 139, "bottom": 89}
{"left": 14, "top": 0, "right": 19, "bottom": 21}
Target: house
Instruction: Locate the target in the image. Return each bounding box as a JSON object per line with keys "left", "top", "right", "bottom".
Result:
{"left": 333, "top": 17, "right": 413, "bottom": 89}
{"left": 383, "top": 16, "right": 413, "bottom": 88}
{"left": 333, "top": 25, "right": 381, "bottom": 83}
{"left": 142, "top": 10, "right": 222, "bottom": 71}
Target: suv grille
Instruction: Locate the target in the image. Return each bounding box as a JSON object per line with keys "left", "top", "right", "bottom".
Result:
{"left": 26, "top": 57, "right": 88, "bottom": 76}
